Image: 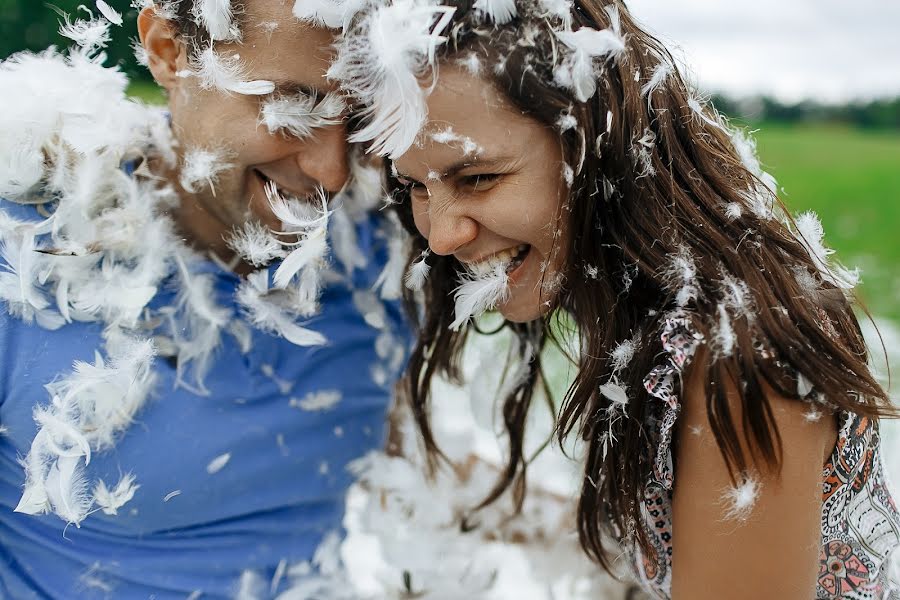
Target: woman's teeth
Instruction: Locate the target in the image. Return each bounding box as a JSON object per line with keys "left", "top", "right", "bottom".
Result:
{"left": 468, "top": 244, "right": 530, "bottom": 277}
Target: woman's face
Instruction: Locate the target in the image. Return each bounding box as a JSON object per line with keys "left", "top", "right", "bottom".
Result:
{"left": 392, "top": 65, "right": 570, "bottom": 323}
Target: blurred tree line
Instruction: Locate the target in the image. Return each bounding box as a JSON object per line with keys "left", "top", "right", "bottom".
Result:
{"left": 0, "top": 0, "right": 148, "bottom": 82}
{"left": 2, "top": 1, "right": 899, "bottom": 129}
{"left": 713, "top": 94, "right": 900, "bottom": 130}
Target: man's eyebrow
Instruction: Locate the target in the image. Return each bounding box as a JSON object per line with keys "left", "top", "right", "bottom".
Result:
{"left": 268, "top": 80, "right": 324, "bottom": 99}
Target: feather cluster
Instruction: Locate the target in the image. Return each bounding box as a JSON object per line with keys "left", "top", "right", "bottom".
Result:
{"left": 16, "top": 337, "right": 157, "bottom": 525}
{"left": 0, "top": 37, "right": 390, "bottom": 525}
{"left": 338, "top": 361, "right": 622, "bottom": 599}
{"left": 329, "top": 0, "right": 456, "bottom": 157}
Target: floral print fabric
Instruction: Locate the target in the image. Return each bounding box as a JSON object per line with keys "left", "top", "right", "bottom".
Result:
{"left": 629, "top": 311, "right": 900, "bottom": 599}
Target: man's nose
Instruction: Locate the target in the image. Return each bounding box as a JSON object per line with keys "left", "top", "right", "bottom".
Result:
{"left": 296, "top": 122, "right": 350, "bottom": 193}
{"left": 425, "top": 197, "right": 478, "bottom": 256}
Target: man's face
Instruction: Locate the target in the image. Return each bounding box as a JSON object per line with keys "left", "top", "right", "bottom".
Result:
{"left": 162, "top": 0, "right": 348, "bottom": 237}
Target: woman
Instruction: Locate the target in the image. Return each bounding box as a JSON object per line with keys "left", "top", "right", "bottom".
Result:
{"left": 331, "top": 0, "right": 900, "bottom": 597}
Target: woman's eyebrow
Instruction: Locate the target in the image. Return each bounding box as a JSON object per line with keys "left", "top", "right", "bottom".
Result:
{"left": 443, "top": 156, "right": 518, "bottom": 178}
{"left": 394, "top": 155, "right": 520, "bottom": 183}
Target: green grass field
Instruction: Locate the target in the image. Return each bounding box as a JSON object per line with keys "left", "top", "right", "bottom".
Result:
{"left": 754, "top": 123, "right": 900, "bottom": 322}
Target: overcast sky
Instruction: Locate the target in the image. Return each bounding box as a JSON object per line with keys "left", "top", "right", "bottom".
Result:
{"left": 624, "top": 0, "right": 900, "bottom": 103}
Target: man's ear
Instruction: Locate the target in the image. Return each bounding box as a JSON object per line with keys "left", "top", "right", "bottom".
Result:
{"left": 137, "top": 7, "right": 186, "bottom": 92}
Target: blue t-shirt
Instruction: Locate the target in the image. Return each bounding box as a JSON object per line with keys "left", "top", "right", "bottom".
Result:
{"left": 0, "top": 200, "right": 410, "bottom": 598}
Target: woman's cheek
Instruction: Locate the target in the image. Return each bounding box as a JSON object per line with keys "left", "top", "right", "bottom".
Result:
{"left": 411, "top": 202, "right": 431, "bottom": 241}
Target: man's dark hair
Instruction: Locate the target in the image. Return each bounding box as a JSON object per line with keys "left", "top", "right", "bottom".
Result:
{"left": 158, "top": 0, "right": 247, "bottom": 48}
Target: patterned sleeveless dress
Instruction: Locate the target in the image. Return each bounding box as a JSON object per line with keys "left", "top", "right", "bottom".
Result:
{"left": 629, "top": 310, "right": 900, "bottom": 599}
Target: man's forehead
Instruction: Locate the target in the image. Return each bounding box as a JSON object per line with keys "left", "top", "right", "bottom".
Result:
{"left": 233, "top": 2, "right": 338, "bottom": 91}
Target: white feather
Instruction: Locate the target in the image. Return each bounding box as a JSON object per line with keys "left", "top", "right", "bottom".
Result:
{"left": 95, "top": 0, "right": 123, "bottom": 26}
{"left": 189, "top": 46, "right": 275, "bottom": 96}
{"left": 179, "top": 147, "right": 232, "bottom": 194}
{"left": 44, "top": 454, "right": 92, "bottom": 526}
{"left": 405, "top": 250, "right": 430, "bottom": 291}
{"left": 663, "top": 245, "right": 700, "bottom": 308}
{"left": 226, "top": 221, "right": 287, "bottom": 267}
{"left": 599, "top": 381, "right": 629, "bottom": 406}
{"left": 537, "top": 0, "right": 572, "bottom": 27}
{"left": 374, "top": 218, "right": 408, "bottom": 301}
{"left": 610, "top": 338, "right": 636, "bottom": 374}
{"left": 292, "top": 0, "right": 356, "bottom": 29}
{"left": 58, "top": 17, "right": 111, "bottom": 54}
{"left": 260, "top": 92, "right": 345, "bottom": 139}
{"left": 794, "top": 211, "right": 860, "bottom": 290}
{"left": 332, "top": 0, "right": 456, "bottom": 157}
{"left": 206, "top": 452, "right": 231, "bottom": 474}
{"left": 641, "top": 62, "right": 671, "bottom": 98}
{"left": 93, "top": 472, "right": 139, "bottom": 515}
{"left": 273, "top": 228, "right": 328, "bottom": 288}
{"left": 632, "top": 127, "right": 656, "bottom": 178}
{"left": 429, "top": 127, "right": 483, "bottom": 156}
{"left": 553, "top": 12, "right": 625, "bottom": 102}
{"left": 291, "top": 390, "right": 343, "bottom": 411}
{"left": 235, "top": 270, "right": 327, "bottom": 346}
{"left": 450, "top": 264, "right": 510, "bottom": 331}
{"left": 474, "top": 0, "right": 517, "bottom": 24}
{"left": 722, "top": 475, "right": 760, "bottom": 522}
{"left": 192, "top": 0, "right": 238, "bottom": 41}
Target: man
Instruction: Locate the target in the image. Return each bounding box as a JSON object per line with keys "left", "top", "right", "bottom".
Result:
{"left": 0, "top": 1, "right": 408, "bottom": 597}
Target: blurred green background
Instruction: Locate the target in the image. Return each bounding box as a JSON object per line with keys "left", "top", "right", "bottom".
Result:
{"left": 2, "top": 0, "right": 898, "bottom": 325}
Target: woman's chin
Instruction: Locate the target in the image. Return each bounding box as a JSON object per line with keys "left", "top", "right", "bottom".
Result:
{"left": 497, "top": 295, "right": 546, "bottom": 323}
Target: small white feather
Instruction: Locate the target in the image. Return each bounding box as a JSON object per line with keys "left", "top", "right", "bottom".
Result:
{"left": 405, "top": 250, "right": 431, "bottom": 291}
{"left": 291, "top": 390, "right": 343, "bottom": 411}
{"left": 206, "top": 452, "right": 231, "bottom": 474}
{"left": 179, "top": 147, "right": 232, "bottom": 194}
{"left": 450, "top": 264, "right": 510, "bottom": 331}
{"left": 93, "top": 473, "right": 139, "bottom": 515}
{"left": 474, "top": 0, "right": 517, "bottom": 24}
{"left": 599, "top": 381, "right": 629, "bottom": 406}
{"left": 95, "top": 0, "right": 123, "bottom": 26}
{"left": 190, "top": 46, "right": 275, "bottom": 96}
{"left": 641, "top": 62, "right": 671, "bottom": 98}
{"left": 794, "top": 211, "right": 859, "bottom": 290}
{"left": 260, "top": 92, "right": 345, "bottom": 140}
{"left": 226, "top": 221, "right": 286, "bottom": 267}
{"left": 193, "top": 0, "right": 238, "bottom": 41}
{"left": 722, "top": 475, "right": 760, "bottom": 522}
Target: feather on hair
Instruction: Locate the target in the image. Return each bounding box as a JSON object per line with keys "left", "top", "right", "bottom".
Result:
{"left": 474, "top": 0, "right": 517, "bottom": 24}
{"left": 331, "top": 0, "right": 455, "bottom": 157}
{"left": 553, "top": 18, "right": 625, "bottom": 102}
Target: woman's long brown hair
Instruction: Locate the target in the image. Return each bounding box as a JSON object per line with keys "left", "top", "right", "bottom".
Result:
{"left": 381, "top": 0, "right": 894, "bottom": 569}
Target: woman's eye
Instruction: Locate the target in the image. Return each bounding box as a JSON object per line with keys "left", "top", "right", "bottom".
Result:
{"left": 462, "top": 174, "right": 501, "bottom": 191}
